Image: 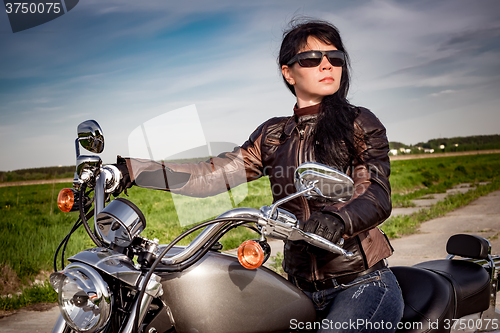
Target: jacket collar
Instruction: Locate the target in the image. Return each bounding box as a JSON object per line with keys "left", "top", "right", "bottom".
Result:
{"left": 284, "top": 103, "right": 320, "bottom": 137}
{"left": 293, "top": 103, "right": 320, "bottom": 118}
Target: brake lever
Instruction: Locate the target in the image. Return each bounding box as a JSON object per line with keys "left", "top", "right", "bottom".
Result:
{"left": 259, "top": 205, "right": 353, "bottom": 258}
{"left": 288, "top": 228, "right": 354, "bottom": 258}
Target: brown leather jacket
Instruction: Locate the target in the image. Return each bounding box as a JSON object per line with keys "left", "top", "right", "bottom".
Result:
{"left": 126, "top": 105, "right": 393, "bottom": 282}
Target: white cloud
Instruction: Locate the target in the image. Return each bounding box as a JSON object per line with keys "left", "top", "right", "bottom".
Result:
{"left": 429, "top": 89, "right": 457, "bottom": 98}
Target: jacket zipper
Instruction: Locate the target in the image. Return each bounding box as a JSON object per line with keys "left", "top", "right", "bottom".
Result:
{"left": 296, "top": 124, "right": 317, "bottom": 281}
{"left": 296, "top": 125, "right": 310, "bottom": 220}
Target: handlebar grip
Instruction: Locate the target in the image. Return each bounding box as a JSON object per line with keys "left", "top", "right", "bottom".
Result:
{"left": 289, "top": 229, "right": 354, "bottom": 258}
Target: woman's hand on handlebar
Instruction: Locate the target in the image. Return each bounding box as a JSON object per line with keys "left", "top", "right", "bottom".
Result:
{"left": 113, "top": 156, "right": 135, "bottom": 196}
{"left": 303, "top": 211, "right": 345, "bottom": 245}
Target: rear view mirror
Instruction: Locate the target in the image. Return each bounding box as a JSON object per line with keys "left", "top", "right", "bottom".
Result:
{"left": 294, "top": 162, "right": 354, "bottom": 203}
{"left": 77, "top": 120, "right": 104, "bottom": 154}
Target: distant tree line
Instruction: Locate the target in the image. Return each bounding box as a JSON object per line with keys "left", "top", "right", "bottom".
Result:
{"left": 390, "top": 134, "right": 500, "bottom": 154}
{"left": 0, "top": 166, "right": 75, "bottom": 183}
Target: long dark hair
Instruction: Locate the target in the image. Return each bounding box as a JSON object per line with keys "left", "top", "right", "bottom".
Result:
{"left": 278, "top": 19, "right": 361, "bottom": 169}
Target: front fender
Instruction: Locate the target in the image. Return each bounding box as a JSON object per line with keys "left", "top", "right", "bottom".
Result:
{"left": 68, "top": 247, "right": 141, "bottom": 286}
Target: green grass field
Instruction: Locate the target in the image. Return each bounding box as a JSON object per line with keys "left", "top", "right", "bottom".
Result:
{"left": 0, "top": 183, "right": 89, "bottom": 282}
{"left": 1, "top": 153, "right": 500, "bottom": 309}
{"left": 390, "top": 153, "right": 500, "bottom": 205}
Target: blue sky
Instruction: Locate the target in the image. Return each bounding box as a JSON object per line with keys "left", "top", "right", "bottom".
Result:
{"left": 1, "top": 0, "right": 499, "bottom": 171}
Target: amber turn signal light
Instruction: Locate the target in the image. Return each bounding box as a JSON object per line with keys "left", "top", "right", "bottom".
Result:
{"left": 57, "top": 188, "right": 76, "bottom": 212}
{"left": 237, "top": 240, "right": 265, "bottom": 269}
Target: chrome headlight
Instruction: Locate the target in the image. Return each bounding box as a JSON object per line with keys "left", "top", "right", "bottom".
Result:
{"left": 50, "top": 263, "right": 113, "bottom": 333}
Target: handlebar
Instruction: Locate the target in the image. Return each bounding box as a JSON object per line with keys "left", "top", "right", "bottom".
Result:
{"left": 161, "top": 208, "right": 264, "bottom": 264}
{"left": 161, "top": 205, "right": 354, "bottom": 265}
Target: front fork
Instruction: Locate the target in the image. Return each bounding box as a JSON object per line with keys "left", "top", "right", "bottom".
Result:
{"left": 51, "top": 314, "right": 67, "bottom": 333}
{"left": 120, "top": 292, "right": 156, "bottom": 333}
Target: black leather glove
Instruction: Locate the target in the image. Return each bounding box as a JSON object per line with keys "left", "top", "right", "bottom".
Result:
{"left": 113, "top": 156, "right": 134, "bottom": 196}
{"left": 303, "top": 211, "right": 345, "bottom": 245}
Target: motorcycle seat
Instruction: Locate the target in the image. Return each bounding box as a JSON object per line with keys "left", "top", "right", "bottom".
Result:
{"left": 413, "top": 259, "right": 490, "bottom": 318}
{"left": 391, "top": 266, "right": 455, "bottom": 333}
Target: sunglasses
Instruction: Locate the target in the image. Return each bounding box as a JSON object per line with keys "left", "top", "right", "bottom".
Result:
{"left": 286, "top": 50, "right": 345, "bottom": 68}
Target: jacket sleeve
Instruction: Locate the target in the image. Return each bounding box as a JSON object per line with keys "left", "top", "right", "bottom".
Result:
{"left": 321, "top": 108, "right": 392, "bottom": 237}
{"left": 125, "top": 122, "right": 266, "bottom": 198}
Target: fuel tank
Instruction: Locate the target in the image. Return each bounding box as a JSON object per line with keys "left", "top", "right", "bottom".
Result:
{"left": 158, "top": 249, "right": 316, "bottom": 333}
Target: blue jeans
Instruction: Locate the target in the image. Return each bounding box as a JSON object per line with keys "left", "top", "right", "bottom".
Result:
{"left": 294, "top": 268, "right": 404, "bottom": 333}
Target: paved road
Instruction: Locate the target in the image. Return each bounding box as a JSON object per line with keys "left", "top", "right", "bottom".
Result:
{"left": 1, "top": 190, "right": 499, "bottom": 333}
{"left": 0, "top": 305, "right": 60, "bottom": 333}
{"left": 388, "top": 190, "right": 500, "bottom": 266}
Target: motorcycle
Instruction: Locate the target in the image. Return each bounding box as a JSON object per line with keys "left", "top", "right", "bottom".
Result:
{"left": 49, "top": 119, "right": 500, "bottom": 333}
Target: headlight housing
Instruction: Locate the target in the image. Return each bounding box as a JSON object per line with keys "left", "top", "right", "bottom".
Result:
{"left": 50, "top": 263, "right": 113, "bottom": 333}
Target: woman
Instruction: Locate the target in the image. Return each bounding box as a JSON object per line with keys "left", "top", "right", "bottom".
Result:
{"left": 119, "top": 19, "right": 404, "bottom": 332}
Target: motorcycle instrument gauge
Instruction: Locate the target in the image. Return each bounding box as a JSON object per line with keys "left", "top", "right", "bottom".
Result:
{"left": 96, "top": 198, "right": 146, "bottom": 247}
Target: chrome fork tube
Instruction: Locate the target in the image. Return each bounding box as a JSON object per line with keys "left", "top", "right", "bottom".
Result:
{"left": 51, "top": 314, "right": 67, "bottom": 333}
{"left": 94, "top": 172, "right": 105, "bottom": 216}
{"left": 120, "top": 293, "right": 154, "bottom": 333}
{"left": 121, "top": 275, "right": 163, "bottom": 333}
